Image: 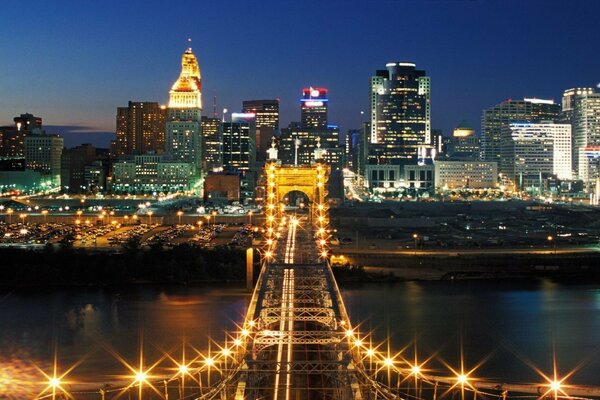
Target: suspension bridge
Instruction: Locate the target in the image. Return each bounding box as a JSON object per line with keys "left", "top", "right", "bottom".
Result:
{"left": 34, "top": 161, "right": 600, "bottom": 400}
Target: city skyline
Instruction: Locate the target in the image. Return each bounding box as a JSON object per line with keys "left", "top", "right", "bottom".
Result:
{"left": 2, "top": 0, "right": 600, "bottom": 148}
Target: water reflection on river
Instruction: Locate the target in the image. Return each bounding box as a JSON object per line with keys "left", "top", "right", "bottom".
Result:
{"left": 1, "top": 278, "right": 599, "bottom": 397}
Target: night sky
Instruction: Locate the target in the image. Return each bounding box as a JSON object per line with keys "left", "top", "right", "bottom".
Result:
{"left": 1, "top": 0, "right": 599, "bottom": 148}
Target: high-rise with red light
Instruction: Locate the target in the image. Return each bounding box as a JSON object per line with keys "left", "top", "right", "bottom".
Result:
{"left": 300, "top": 87, "right": 328, "bottom": 129}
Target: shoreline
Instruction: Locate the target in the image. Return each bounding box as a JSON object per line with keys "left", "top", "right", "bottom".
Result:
{"left": 2, "top": 245, "right": 600, "bottom": 289}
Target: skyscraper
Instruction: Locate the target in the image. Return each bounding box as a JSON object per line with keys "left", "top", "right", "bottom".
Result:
{"left": 201, "top": 116, "right": 222, "bottom": 172}
{"left": 563, "top": 88, "right": 600, "bottom": 188}
{"left": 222, "top": 121, "right": 256, "bottom": 172}
{"left": 369, "top": 62, "right": 430, "bottom": 165}
{"left": 166, "top": 47, "right": 203, "bottom": 178}
{"left": 242, "top": 99, "right": 279, "bottom": 160}
{"left": 500, "top": 122, "right": 572, "bottom": 190}
{"left": 481, "top": 98, "right": 560, "bottom": 164}
{"left": 114, "top": 102, "right": 166, "bottom": 157}
{"left": 300, "top": 88, "right": 328, "bottom": 129}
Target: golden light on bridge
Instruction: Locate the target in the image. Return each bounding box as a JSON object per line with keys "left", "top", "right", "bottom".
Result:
{"left": 456, "top": 373, "right": 469, "bottom": 385}
{"left": 134, "top": 370, "right": 148, "bottom": 383}
{"left": 204, "top": 356, "right": 215, "bottom": 367}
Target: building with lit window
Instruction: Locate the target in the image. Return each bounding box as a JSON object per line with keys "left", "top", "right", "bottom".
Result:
{"left": 222, "top": 121, "right": 256, "bottom": 172}
{"left": 279, "top": 125, "right": 343, "bottom": 171}
{"left": 500, "top": 122, "right": 572, "bottom": 190}
{"left": 242, "top": 99, "right": 279, "bottom": 160}
{"left": 481, "top": 98, "right": 560, "bottom": 164}
{"left": 111, "top": 154, "right": 192, "bottom": 193}
{"left": 166, "top": 47, "right": 203, "bottom": 179}
{"left": 24, "top": 133, "right": 64, "bottom": 186}
{"left": 301, "top": 88, "right": 328, "bottom": 129}
{"left": 434, "top": 161, "right": 498, "bottom": 190}
{"left": 0, "top": 113, "right": 43, "bottom": 158}
{"left": 201, "top": 116, "right": 222, "bottom": 172}
{"left": 113, "top": 102, "right": 166, "bottom": 157}
{"left": 61, "top": 143, "right": 97, "bottom": 193}
{"left": 445, "top": 121, "right": 480, "bottom": 161}
{"left": 562, "top": 88, "right": 600, "bottom": 190}
{"left": 369, "top": 62, "right": 430, "bottom": 166}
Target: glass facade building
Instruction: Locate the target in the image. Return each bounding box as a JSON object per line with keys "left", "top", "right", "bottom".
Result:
{"left": 369, "top": 62, "right": 430, "bottom": 165}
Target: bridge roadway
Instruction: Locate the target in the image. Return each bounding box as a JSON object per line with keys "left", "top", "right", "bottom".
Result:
{"left": 238, "top": 214, "right": 362, "bottom": 400}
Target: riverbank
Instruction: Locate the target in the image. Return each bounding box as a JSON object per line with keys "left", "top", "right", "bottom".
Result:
{"left": 336, "top": 250, "right": 600, "bottom": 280}
{"left": 0, "top": 245, "right": 246, "bottom": 287}
{"left": 3, "top": 245, "right": 600, "bottom": 288}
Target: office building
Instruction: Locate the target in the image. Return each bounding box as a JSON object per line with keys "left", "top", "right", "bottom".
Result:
{"left": 369, "top": 62, "right": 431, "bottom": 166}
{"left": 222, "top": 122, "right": 256, "bottom": 172}
{"left": 111, "top": 154, "right": 193, "bottom": 193}
{"left": 481, "top": 98, "right": 560, "bottom": 164}
{"left": 434, "top": 161, "right": 498, "bottom": 190}
{"left": 242, "top": 99, "right": 279, "bottom": 160}
{"left": 166, "top": 47, "right": 203, "bottom": 178}
{"left": 301, "top": 88, "right": 328, "bottom": 129}
{"left": 279, "top": 125, "right": 343, "bottom": 171}
{"left": 446, "top": 121, "right": 480, "bottom": 161}
{"left": 201, "top": 116, "right": 222, "bottom": 172}
{"left": 0, "top": 113, "right": 44, "bottom": 157}
{"left": 113, "top": 101, "right": 166, "bottom": 157}
{"left": 562, "top": 88, "right": 600, "bottom": 189}
{"left": 24, "top": 133, "right": 64, "bottom": 185}
{"left": 60, "top": 143, "right": 97, "bottom": 193}
{"left": 501, "top": 123, "right": 572, "bottom": 190}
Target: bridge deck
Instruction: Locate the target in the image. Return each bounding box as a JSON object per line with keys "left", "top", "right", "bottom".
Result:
{"left": 239, "top": 215, "right": 359, "bottom": 400}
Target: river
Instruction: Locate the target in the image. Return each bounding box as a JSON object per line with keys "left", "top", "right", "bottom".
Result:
{"left": 1, "top": 279, "right": 599, "bottom": 398}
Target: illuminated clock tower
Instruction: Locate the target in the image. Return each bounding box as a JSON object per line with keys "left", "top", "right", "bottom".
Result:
{"left": 166, "top": 46, "right": 203, "bottom": 179}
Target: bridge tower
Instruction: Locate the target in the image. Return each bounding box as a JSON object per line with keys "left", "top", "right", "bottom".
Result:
{"left": 264, "top": 160, "right": 330, "bottom": 248}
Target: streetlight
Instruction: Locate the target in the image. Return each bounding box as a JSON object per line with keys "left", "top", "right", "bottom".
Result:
{"left": 6, "top": 208, "right": 13, "bottom": 224}
{"left": 42, "top": 209, "right": 48, "bottom": 223}
{"left": 547, "top": 235, "right": 555, "bottom": 254}
{"left": 147, "top": 211, "right": 153, "bottom": 225}
{"left": 19, "top": 213, "right": 27, "bottom": 225}
{"left": 247, "top": 210, "right": 253, "bottom": 226}
{"left": 177, "top": 210, "right": 183, "bottom": 225}
{"left": 413, "top": 233, "right": 419, "bottom": 250}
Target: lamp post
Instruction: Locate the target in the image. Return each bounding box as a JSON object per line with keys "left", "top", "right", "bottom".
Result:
{"left": 413, "top": 233, "right": 419, "bottom": 251}
{"left": 547, "top": 235, "right": 555, "bottom": 255}
{"left": 19, "top": 213, "right": 27, "bottom": 225}
{"left": 42, "top": 209, "right": 48, "bottom": 223}
{"left": 248, "top": 211, "right": 253, "bottom": 226}
{"left": 212, "top": 211, "right": 217, "bottom": 226}
{"left": 147, "top": 211, "right": 153, "bottom": 225}
{"left": 177, "top": 210, "right": 183, "bottom": 225}
{"left": 7, "top": 208, "right": 13, "bottom": 224}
